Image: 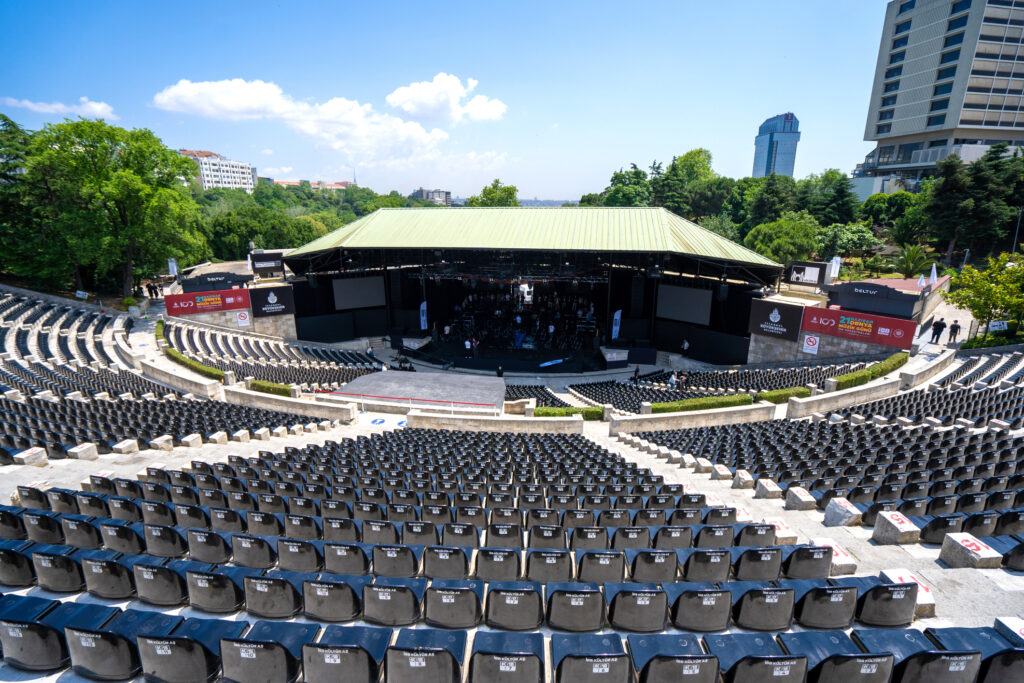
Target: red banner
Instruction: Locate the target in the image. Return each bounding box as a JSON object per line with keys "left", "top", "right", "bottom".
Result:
{"left": 165, "top": 288, "right": 251, "bottom": 317}
{"left": 801, "top": 307, "right": 917, "bottom": 349}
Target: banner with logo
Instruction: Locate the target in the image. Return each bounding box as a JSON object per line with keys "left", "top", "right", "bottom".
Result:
{"left": 748, "top": 299, "right": 804, "bottom": 342}
{"left": 419, "top": 301, "right": 428, "bottom": 330}
{"left": 165, "top": 289, "right": 251, "bottom": 317}
{"left": 611, "top": 309, "right": 622, "bottom": 340}
{"left": 250, "top": 286, "right": 295, "bottom": 318}
{"left": 801, "top": 307, "right": 917, "bottom": 349}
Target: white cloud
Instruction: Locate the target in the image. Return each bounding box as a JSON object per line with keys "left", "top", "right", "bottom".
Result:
{"left": 1, "top": 95, "right": 117, "bottom": 120}
{"left": 261, "top": 148, "right": 274, "bottom": 155}
{"left": 153, "top": 77, "right": 456, "bottom": 165}
{"left": 385, "top": 72, "right": 506, "bottom": 124}
{"left": 262, "top": 166, "right": 293, "bottom": 176}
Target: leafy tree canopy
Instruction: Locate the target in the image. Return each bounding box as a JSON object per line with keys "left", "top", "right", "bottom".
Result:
{"left": 467, "top": 178, "right": 519, "bottom": 207}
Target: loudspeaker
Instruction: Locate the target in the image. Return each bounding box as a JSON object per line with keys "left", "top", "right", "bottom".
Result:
{"left": 716, "top": 284, "right": 729, "bottom": 301}
{"left": 308, "top": 274, "right": 318, "bottom": 289}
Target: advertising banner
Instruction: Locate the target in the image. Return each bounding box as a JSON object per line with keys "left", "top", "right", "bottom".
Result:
{"left": 801, "top": 306, "right": 917, "bottom": 349}
{"left": 419, "top": 301, "right": 428, "bottom": 330}
{"left": 748, "top": 299, "right": 805, "bottom": 342}
{"left": 165, "top": 288, "right": 251, "bottom": 317}
{"left": 785, "top": 261, "right": 827, "bottom": 286}
{"left": 611, "top": 310, "right": 622, "bottom": 340}
{"left": 250, "top": 286, "right": 295, "bottom": 318}
{"left": 250, "top": 251, "right": 284, "bottom": 278}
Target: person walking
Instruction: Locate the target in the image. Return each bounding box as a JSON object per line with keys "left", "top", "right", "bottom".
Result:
{"left": 681, "top": 338, "right": 690, "bottom": 357}
{"left": 632, "top": 365, "right": 640, "bottom": 385}
{"left": 948, "top": 320, "right": 961, "bottom": 344}
{"left": 930, "top": 318, "right": 947, "bottom": 344}
{"left": 668, "top": 372, "right": 677, "bottom": 391}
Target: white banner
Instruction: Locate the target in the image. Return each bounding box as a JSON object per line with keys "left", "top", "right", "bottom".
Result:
{"left": 611, "top": 309, "right": 622, "bottom": 340}
{"left": 236, "top": 311, "right": 251, "bottom": 327}
{"left": 419, "top": 301, "right": 428, "bottom": 331}
{"left": 168, "top": 257, "right": 178, "bottom": 277}
{"left": 802, "top": 334, "right": 820, "bottom": 355}
{"left": 990, "top": 320, "right": 1008, "bottom": 332}
{"left": 74, "top": 290, "right": 88, "bottom": 300}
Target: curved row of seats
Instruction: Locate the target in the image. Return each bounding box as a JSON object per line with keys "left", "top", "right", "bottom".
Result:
{"left": 939, "top": 352, "right": 1024, "bottom": 388}
{"left": 830, "top": 384, "right": 1024, "bottom": 428}
{"left": 568, "top": 381, "right": 711, "bottom": 413}
{"left": 504, "top": 384, "right": 569, "bottom": 407}
{"left": 643, "top": 362, "right": 865, "bottom": 392}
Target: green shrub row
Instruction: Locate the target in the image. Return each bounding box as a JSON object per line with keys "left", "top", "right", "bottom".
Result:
{"left": 155, "top": 319, "right": 165, "bottom": 342}
{"left": 163, "top": 347, "right": 225, "bottom": 381}
{"left": 961, "top": 321, "right": 1020, "bottom": 349}
{"left": 651, "top": 393, "right": 753, "bottom": 414}
{"left": 756, "top": 386, "right": 811, "bottom": 404}
{"left": 533, "top": 406, "right": 604, "bottom": 420}
{"left": 831, "top": 352, "right": 909, "bottom": 391}
{"left": 250, "top": 379, "right": 293, "bottom": 397}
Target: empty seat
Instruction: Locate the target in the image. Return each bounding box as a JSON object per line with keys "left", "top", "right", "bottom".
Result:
{"left": 363, "top": 577, "right": 427, "bottom": 626}
{"left": 926, "top": 627, "right": 1024, "bottom": 683}
{"left": 137, "top": 617, "right": 249, "bottom": 683}
{"left": 778, "top": 631, "right": 893, "bottom": 683}
{"left": 303, "top": 573, "right": 373, "bottom": 623}
{"left": 852, "top": 628, "right": 982, "bottom": 683}
{"left": 83, "top": 552, "right": 162, "bottom": 600}
{"left": 475, "top": 547, "right": 521, "bottom": 581}
{"left": 0, "top": 601, "right": 120, "bottom": 672}
{"left": 627, "top": 633, "right": 719, "bottom": 683}
{"left": 546, "top": 582, "right": 605, "bottom": 632}
{"left": 703, "top": 633, "right": 807, "bottom": 683}
{"left": 424, "top": 578, "right": 484, "bottom": 629}
{"left": 245, "top": 570, "right": 318, "bottom": 619}
{"left": 663, "top": 581, "right": 730, "bottom": 632}
{"left": 302, "top": 624, "right": 391, "bottom": 683}
{"left": 0, "top": 538, "right": 39, "bottom": 585}
{"left": 470, "top": 632, "right": 545, "bottom": 683}
{"left": 220, "top": 620, "right": 319, "bottom": 683}
{"left": 187, "top": 565, "right": 264, "bottom": 613}
{"left": 485, "top": 581, "right": 545, "bottom": 631}
{"left": 784, "top": 579, "right": 858, "bottom": 630}
{"left": 831, "top": 576, "right": 918, "bottom": 627}
{"left": 66, "top": 608, "right": 182, "bottom": 681}
{"left": 605, "top": 582, "right": 668, "bottom": 632}
{"left": 386, "top": 628, "right": 466, "bottom": 683}
{"left": 727, "top": 581, "right": 795, "bottom": 631}
{"left": 551, "top": 633, "right": 631, "bottom": 683}
{"left": 136, "top": 559, "right": 212, "bottom": 606}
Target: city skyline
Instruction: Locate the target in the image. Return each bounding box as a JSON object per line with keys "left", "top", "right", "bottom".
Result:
{"left": 0, "top": 1, "right": 889, "bottom": 198}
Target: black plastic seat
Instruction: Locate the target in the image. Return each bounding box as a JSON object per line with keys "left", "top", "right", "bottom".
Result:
{"left": 475, "top": 547, "right": 521, "bottom": 581}
{"left": 0, "top": 600, "right": 119, "bottom": 672}
{"left": 830, "top": 576, "right": 917, "bottom": 627}
{"left": 626, "top": 548, "right": 678, "bottom": 583}
{"left": 703, "top": 633, "right": 807, "bottom": 683}
{"left": 551, "top": 633, "right": 631, "bottom": 683}
{"left": 277, "top": 538, "right": 325, "bottom": 572}
{"left": 546, "top": 581, "right": 605, "bottom": 632}
{"left": 67, "top": 608, "right": 182, "bottom": 681}
{"left": 731, "top": 546, "right": 783, "bottom": 581}
{"left": 83, "top": 552, "right": 160, "bottom": 599}
{"left": 100, "top": 519, "right": 146, "bottom": 554}
{"left": 527, "top": 548, "right": 574, "bottom": 581}
{"left": 220, "top": 620, "right": 319, "bottom": 683}
{"left": 231, "top": 533, "right": 277, "bottom": 568}
{"left": 627, "top": 633, "right": 719, "bottom": 683}
{"left": 784, "top": 579, "right": 858, "bottom": 630}
{"left": 781, "top": 544, "right": 833, "bottom": 579}
{"left": 372, "top": 543, "right": 423, "bottom": 577}
{"left": 0, "top": 538, "right": 38, "bottom": 585}
{"left": 424, "top": 578, "right": 484, "bottom": 628}
{"left": 245, "top": 570, "right": 318, "bottom": 618}
{"left": 144, "top": 524, "right": 188, "bottom": 558}
{"left": 187, "top": 565, "right": 264, "bottom": 613}
{"left": 386, "top": 628, "right": 466, "bottom": 683}
{"left": 187, "top": 528, "right": 233, "bottom": 564}
{"left": 302, "top": 624, "right": 391, "bottom": 683}
{"left": 778, "top": 630, "right": 893, "bottom": 683}
{"left": 605, "top": 582, "right": 667, "bottom": 632}
{"left": 678, "top": 548, "right": 730, "bottom": 582}
{"left": 577, "top": 549, "right": 626, "bottom": 582}
{"left": 363, "top": 576, "right": 427, "bottom": 626}
{"left": 423, "top": 544, "right": 471, "bottom": 579}
{"left": 662, "top": 581, "right": 730, "bottom": 632}
{"left": 727, "top": 581, "right": 795, "bottom": 631}
{"left": 23, "top": 509, "right": 64, "bottom": 544}
{"left": 469, "top": 631, "right": 544, "bottom": 683}
{"left": 852, "top": 628, "right": 981, "bottom": 683}
{"left": 926, "top": 626, "right": 1024, "bottom": 683}
{"left": 138, "top": 617, "right": 248, "bottom": 683}
{"left": 135, "top": 559, "right": 212, "bottom": 606}
{"left": 485, "top": 580, "right": 545, "bottom": 631}
{"left": 324, "top": 542, "right": 370, "bottom": 575}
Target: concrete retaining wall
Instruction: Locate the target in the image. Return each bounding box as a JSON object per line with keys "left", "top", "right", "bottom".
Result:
{"left": 406, "top": 409, "right": 585, "bottom": 433}
{"left": 113, "top": 331, "right": 143, "bottom": 370}
{"left": 222, "top": 386, "right": 356, "bottom": 422}
{"left": 608, "top": 401, "right": 776, "bottom": 434}
{"left": 313, "top": 392, "right": 498, "bottom": 417}
{"left": 787, "top": 377, "right": 900, "bottom": 418}
{"left": 899, "top": 349, "right": 956, "bottom": 390}
{"left": 140, "top": 359, "right": 224, "bottom": 399}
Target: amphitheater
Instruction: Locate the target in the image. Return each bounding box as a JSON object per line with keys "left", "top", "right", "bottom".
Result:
{"left": 0, "top": 283, "right": 1020, "bottom": 682}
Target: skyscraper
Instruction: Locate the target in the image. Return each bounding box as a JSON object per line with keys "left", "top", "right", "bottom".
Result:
{"left": 858, "top": 0, "right": 1024, "bottom": 179}
{"left": 752, "top": 113, "right": 801, "bottom": 178}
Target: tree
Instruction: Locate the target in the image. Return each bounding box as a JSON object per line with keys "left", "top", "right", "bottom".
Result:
{"left": 816, "top": 221, "right": 882, "bottom": 260}
{"left": 859, "top": 193, "right": 891, "bottom": 227}
{"left": 795, "top": 169, "right": 859, "bottom": 226}
{"left": 890, "top": 243, "right": 935, "bottom": 278}
{"left": 578, "top": 192, "right": 604, "bottom": 206}
{"left": 467, "top": 178, "right": 519, "bottom": 206}
{"left": 743, "top": 173, "right": 797, "bottom": 235}
{"left": 743, "top": 210, "right": 819, "bottom": 263}
{"left": 944, "top": 252, "right": 1021, "bottom": 339}
{"left": 684, "top": 176, "right": 735, "bottom": 220}
{"left": 650, "top": 149, "right": 717, "bottom": 216}
{"left": 602, "top": 164, "right": 650, "bottom": 207}
{"left": 697, "top": 213, "right": 740, "bottom": 242}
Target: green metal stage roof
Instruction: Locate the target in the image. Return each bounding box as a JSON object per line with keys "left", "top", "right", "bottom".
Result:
{"left": 286, "top": 206, "right": 781, "bottom": 268}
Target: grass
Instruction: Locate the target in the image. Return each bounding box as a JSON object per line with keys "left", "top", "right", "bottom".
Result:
{"left": 533, "top": 406, "right": 604, "bottom": 420}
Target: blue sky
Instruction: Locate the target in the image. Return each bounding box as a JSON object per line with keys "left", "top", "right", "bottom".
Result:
{"left": 1, "top": 1, "right": 887, "bottom": 199}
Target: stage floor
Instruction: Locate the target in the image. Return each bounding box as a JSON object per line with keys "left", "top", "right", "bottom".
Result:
{"left": 339, "top": 371, "right": 506, "bottom": 410}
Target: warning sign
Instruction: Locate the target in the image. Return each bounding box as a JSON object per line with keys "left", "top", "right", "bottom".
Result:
{"left": 802, "top": 335, "right": 819, "bottom": 355}
{"left": 236, "top": 311, "right": 251, "bottom": 327}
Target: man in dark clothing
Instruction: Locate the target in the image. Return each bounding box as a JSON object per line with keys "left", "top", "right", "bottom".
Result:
{"left": 930, "top": 318, "right": 947, "bottom": 344}
{"left": 496, "top": 365, "right": 503, "bottom": 378}
{"left": 632, "top": 365, "right": 640, "bottom": 384}
{"left": 948, "top": 320, "right": 961, "bottom": 344}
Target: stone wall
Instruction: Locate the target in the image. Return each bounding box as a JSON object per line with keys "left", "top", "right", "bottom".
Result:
{"left": 406, "top": 410, "right": 585, "bottom": 433}
{"left": 253, "top": 314, "right": 297, "bottom": 338}
{"left": 170, "top": 309, "right": 246, "bottom": 329}
{"left": 899, "top": 349, "right": 956, "bottom": 390}
{"left": 787, "top": 377, "right": 900, "bottom": 418}
{"left": 608, "top": 401, "right": 776, "bottom": 435}
{"left": 140, "top": 359, "right": 223, "bottom": 399}
{"left": 747, "top": 330, "right": 896, "bottom": 364}
{"left": 222, "top": 386, "right": 356, "bottom": 422}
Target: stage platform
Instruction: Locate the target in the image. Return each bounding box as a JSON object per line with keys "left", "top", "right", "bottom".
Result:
{"left": 338, "top": 370, "right": 506, "bottom": 411}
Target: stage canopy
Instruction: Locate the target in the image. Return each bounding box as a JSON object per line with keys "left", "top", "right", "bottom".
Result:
{"left": 284, "top": 207, "right": 782, "bottom": 282}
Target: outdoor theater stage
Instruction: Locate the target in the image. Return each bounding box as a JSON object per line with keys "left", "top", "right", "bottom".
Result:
{"left": 333, "top": 370, "right": 506, "bottom": 411}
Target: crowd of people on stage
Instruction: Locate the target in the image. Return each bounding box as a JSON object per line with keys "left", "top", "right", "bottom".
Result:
{"left": 431, "top": 286, "right": 602, "bottom": 355}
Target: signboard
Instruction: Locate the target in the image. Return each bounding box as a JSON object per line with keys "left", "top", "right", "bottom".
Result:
{"left": 165, "top": 288, "right": 251, "bottom": 317}
{"left": 990, "top": 320, "right": 1009, "bottom": 332}
{"left": 802, "top": 334, "right": 820, "bottom": 355}
{"left": 801, "top": 306, "right": 917, "bottom": 349}
{"left": 249, "top": 286, "right": 295, "bottom": 318}
{"left": 611, "top": 310, "right": 622, "bottom": 340}
{"left": 167, "top": 258, "right": 178, "bottom": 277}
{"left": 250, "top": 251, "right": 284, "bottom": 278}
{"left": 748, "top": 299, "right": 805, "bottom": 342}
{"left": 75, "top": 290, "right": 88, "bottom": 300}
{"left": 419, "top": 301, "right": 428, "bottom": 331}
{"left": 236, "top": 310, "right": 251, "bottom": 327}
{"left": 785, "top": 261, "right": 827, "bottom": 286}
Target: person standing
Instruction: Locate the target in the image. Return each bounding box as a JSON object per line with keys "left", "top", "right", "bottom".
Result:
{"left": 464, "top": 338, "right": 471, "bottom": 357}
{"left": 472, "top": 337, "right": 480, "bottom": 358}
{"left": 668, "top": 372, "right": 677, "bottom": 391}
{"left": 496, "top": 365, "right": 504, "bottom": 378}
{"left": 681, "top": 338, "right": 690, "bottom": 357}
{"left": 930, "top": 318, "right": 947, "bottom": 344}
{"left": 948, "top": 320, "right": 961, "bottom": 344}
{"left": 632, "top": 365, "right": 640, "bottom": 385}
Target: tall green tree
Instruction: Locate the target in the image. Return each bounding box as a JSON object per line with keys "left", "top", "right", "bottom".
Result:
{"left": 815, "top": 221, "right": 881, "bottom": 260}
{"left": 795, "top": 169, "right": 859, "bottom": 226}
{"left": 743, "top": 173, "right": 797, "bottom": 235}
{"left": 697, "top": 213, "right": 740, "bottom": 242}
{"left": 890, "top": 243, "right": 935, "bottom": 278}
{"left": 466, "top": 178, "right": 519, "bottom": 207}
{"left": 944, "top": 252, "right": 1021, "bottom": 339}
{"left": 602, "top": 164, "right": 651, "bottom": 207}
{"left": 743, "top": 210, "right": 818, "bottom": 263}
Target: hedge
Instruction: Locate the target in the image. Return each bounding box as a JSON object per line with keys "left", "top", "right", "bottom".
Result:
{"left": 962, "top": 321, "right": 1020, "bottom": 349}
{"left": 250, "top": 379, "right": 293, "bottom": 397}
{"left": 163, "top": 347, "right": 225, "bottom": 381}
{"left": 155, "top": 319, "right": 165, "bottom": 342}
{"left": 651, "top": 393, "right": 753, "bottom": 414}
{"left": 831, "top": 352, "right": 909, "bottom": 391}
{"left": 756, "top": 386, "right": 811, "bottom": 404}
{"left": 533, "top": 406, "right": 604, "bottom": 420}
